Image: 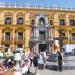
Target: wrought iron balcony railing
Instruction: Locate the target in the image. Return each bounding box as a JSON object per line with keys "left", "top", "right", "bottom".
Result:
{"left": 5, "top": 37, "right": 10, "bottom": 41}
{"left": 1, "top": 37, "right": 25, "bottom": 43}
{"left": 1, "top": 37, "right": 12, "bottom": 43}
{"left": 32, "top": 23, "right": 51, "bottom": 28}
{"left": 14, "top": 37, "right": 25, "bottom": 44}
{"left": 30, "top": 37, "right": 54, "bottom": 43}
{"left": 14, "top": 37, "right": 24, "bottom": 41}
{"left": 71, "top": 37, "right": 75, "bottom": 40}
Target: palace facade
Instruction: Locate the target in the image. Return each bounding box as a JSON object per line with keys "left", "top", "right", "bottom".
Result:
{"left": 0, "top": 7, "right": 75, "bottom": 54}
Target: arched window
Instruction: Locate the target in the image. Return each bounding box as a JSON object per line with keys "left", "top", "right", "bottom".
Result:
{"left": 70, "top": 19, "right": 75, "bottom": 26}
{"left": 59, "top": 19, "right": 65, "bottom": 25}
{"left": 5, "top": 17, "right": 11, "bottom": 24}
{"left": 17, "top": 17, "right": 23, "bottom": 24}
{"left": 39, "top": 17, "right": 45, "bottom": 26}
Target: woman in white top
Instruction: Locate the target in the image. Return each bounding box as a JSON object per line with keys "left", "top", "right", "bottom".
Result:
{"left": 38, "top": 53, "right": 44, "bottom": 65}
{"left": 38, "top": 53, "right": 44, "bottom": 69}
{"left": 13, "top": 51, "right": 22, "bottom": 75}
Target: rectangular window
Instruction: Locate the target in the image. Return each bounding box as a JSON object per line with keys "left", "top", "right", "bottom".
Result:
{"left": 70, "top": 20, "right": 75, "bottom": 26}
{"left": 39, "top": 31, "right": 45, "bottom": 40}
{"left": 72, "top": 33, "right": 75, "bottom": 40}
{"left": 59, "top": 19, "right": 65, "bottom": 25}
{"left": 5, "top": 32, "right": 10, "bottom": 40}
{"left": 17, "top": 18, "right": 23, "bottom": 24}
{"left": 5, "top": 44, "right": 10, "bottom": 47}
{"left": 18, "top": 32, "right": 23, "bottom": 40}
{"left": 17, "top": 44, "right": 22, "bottom": 48}
{"left": 5, "top": 17, "right": 11, "bottom": 24}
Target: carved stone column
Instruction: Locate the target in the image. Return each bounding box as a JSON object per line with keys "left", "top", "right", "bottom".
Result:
{"left": 11, "top": 28, "right": 16, "bottom": 51}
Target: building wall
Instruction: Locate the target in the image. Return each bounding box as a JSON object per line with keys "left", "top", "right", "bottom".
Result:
{"left": 0, "top": 8, "right": 75, "bottom": 53}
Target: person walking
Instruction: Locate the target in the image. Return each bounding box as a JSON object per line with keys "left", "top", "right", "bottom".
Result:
{"left": 33, "top": 53, "right": 39, "bottom": 74}
{"left": 58, "top": 51, "right": 63, "bottom": 71}
{"left": 38, "top": 52, "right": 45, "bottom": 70}
{"left": 41, "top": 51, "right": 46, "bottom": 69}
{"left": 3, "top": 59, "right": 8, "bottom": 70}
{"left": 28, "top": 52, "right": 34, "bottom": 66}
{"left": 8, "top": 58, "right": 12, "bottom": 69}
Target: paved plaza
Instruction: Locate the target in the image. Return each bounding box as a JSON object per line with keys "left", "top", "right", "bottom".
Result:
{"left": 38, "top": 69, "right": 75, "bottom": 75}
{"left": 2, "top": 56, "right": 75, "bottom": 75}
{"left": 3, "top": 68, "right": 75, "bottom": 75}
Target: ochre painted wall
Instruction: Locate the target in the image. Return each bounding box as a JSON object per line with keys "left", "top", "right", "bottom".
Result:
{"left": 0, "top": 8, "right": 75, "bottom": 53}
{"left": 0, "top": 12, "right": 5, "bottom": 24}
{"left": 25, "top": 28, "right": 31, "bottom": 53}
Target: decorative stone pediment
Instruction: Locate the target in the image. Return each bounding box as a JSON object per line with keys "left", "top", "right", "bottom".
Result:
{"left": 17, "top": 12, "right": 24, "bottom": 17}
{"left": 35, "top": 13, "right": 48, "bottom": 26}
{"left": 5, "top": 12, "right": 13, "bottom": 16}
{"left": 36, "top": 13, "right": 47, "bottom": 17}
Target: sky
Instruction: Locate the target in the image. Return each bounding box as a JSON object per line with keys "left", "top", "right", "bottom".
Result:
{"left": 0, "top": 0, "right": 75, "bottom": 8}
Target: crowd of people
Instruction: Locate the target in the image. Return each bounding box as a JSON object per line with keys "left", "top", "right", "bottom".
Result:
{"left": 0, "top": 50, "right": 47, "bottom": 75}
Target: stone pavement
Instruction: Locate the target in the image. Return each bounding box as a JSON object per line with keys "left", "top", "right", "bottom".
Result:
{"left": 3, "top": 68, "right": 75, "bottom": 75}
{"left": 46, "top": 57, "right": 75, "bottom": 70}
{"left": 3, "top": 62, "right": 75, "bottom": 75}
{"left": 3, "top": 69, "right": 13, "bottom": 75}
{"left": 38, "top": 69, "right": 75, "bottom": 75}
{"left": 3, "top": 57, "right": 75, "bottom": 75}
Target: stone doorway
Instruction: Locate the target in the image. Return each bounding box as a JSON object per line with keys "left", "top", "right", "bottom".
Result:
{"left": 39, "top": 44, "right": 47, "bottom": 52}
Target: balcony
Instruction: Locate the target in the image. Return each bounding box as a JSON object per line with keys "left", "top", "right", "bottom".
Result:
{"left": 1, "top": 37, "right": 12, "bottom": 44}
{"left": 1, "top": 36, "right": 25, "bottom": 44}
{"left": 70, "top": 37, "right": 75, "bottom": 44}
{"left": 30, "top": 37, "right": 40, "bottom": 43}
{"left": 63, "top": 37, "right": 75, "bottom": 44}
{"left": 14, "top": 37, "right": 25, "bottom": 44}
{"left": 32, "top": 23, "right": 50, "bottom": 28}
{"left": 72, "top": 37, "right": 75, "bottom": 40}
{"left": 30, "top": 37, "right": 54, "bottom": 43}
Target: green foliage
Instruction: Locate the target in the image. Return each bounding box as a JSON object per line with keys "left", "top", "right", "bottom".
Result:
{"left": 0, "top": 56, "right": 4, "bottom": 60}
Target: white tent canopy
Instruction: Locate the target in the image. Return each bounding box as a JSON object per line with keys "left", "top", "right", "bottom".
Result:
{"left": 63, "top": 44, "right": 75, "bottom": 52}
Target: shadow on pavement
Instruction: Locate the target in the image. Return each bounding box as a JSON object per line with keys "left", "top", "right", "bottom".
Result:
{"left": 45, "top": 64, "right": 75, "bottom": 71}
{"left": 45, "top": 65, "right": 58, "bottom": 71}
{"left": 26, "top": 72, "right": 35, "bottom": 75}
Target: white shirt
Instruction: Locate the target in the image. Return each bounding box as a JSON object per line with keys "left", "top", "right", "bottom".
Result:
{"left": 38, "top": 54, "right": 44, "bottom": 64}
{"left": 0, "top": 52, "right": 3, "bottom": 57}
{"left": 13, "top": 71, "right": 22, "bottom": 75}
{"left": 8, "top": 59, "right": 11, "bottom": 62}
{"left": 22, "top": 66, "right": 28, "bottom": 74}
{"left": 14, "top": 53, "right": 21, "bottom": 61}
{"left": 42, "top": 52, "right": 46, "bottom": 58}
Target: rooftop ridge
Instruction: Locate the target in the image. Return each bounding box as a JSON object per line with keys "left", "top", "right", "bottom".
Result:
{"left": 0, "top": 2, "right": 75, "bottom": 11}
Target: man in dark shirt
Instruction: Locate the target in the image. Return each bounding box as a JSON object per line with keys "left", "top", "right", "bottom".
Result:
{"left": 58, "top": 51, "right": 63, "bottom": 71}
